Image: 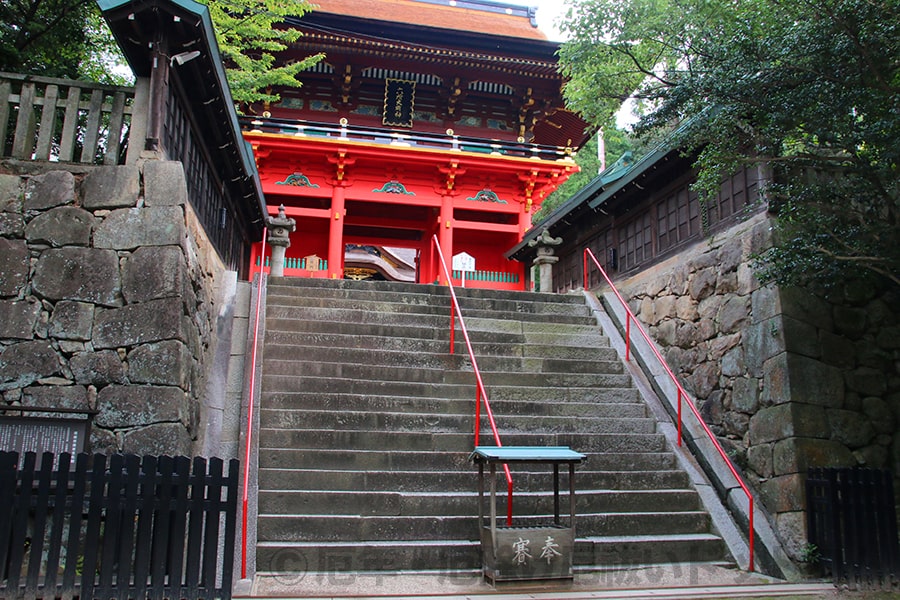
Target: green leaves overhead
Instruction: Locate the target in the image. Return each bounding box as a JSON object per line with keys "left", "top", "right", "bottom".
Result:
{"left": 558, "top": 0, "right": 900, "bottom": 289}
{"left": 0, "top": 0, "right": 125, "bottom": 82}
{"left": 199, "top": 0, "right": 323, "bottom": 106}
{"left": 2, "top": 0, "right": 322, "bottom": 108}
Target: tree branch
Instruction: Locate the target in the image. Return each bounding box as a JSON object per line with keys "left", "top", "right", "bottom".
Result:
{"left": 15, "top": 0, "right": 94, "bottom": 52}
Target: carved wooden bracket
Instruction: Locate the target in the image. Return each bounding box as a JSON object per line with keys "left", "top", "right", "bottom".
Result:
{"left": 327, "top": 150, "right": 356, "bottom": 184}
{"left": 519, "top": 169, "right": 540, "bottom": 213}
{"left": 437, "top": 161, "right": 465, "bottom": 194}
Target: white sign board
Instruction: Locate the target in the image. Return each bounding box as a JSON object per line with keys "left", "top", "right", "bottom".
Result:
{"left": 452, "top": 252, "right": 476, "bottom": 272}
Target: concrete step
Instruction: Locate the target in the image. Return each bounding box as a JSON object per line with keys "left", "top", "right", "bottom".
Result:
{"left": 264, "top": 317, "right": 457, "bottom": 341}
{"left": 487, "top": 386, "right": 643, "bottom": 404}
{"left": 262, "top": 344, "right": 623, "bottom": 374}
{"left": 256, "top": 511, "right": 713, "bottom": 542}
{"left": 255, "top": 279, "right": 734, "bottom": 574}
{"left": 254, "top": 533, "right": 728, "bottom": 573}
{"left": 259, "top": 378, "right": 638, "bottom": 404}
{"left": 261, "top": 377, "right": 641, "bottom": 404}
{"left": 257, "top": 466, "right": 691, "bottom": 492}
{"left": 258, "top": 409, "right": 657, "bottom": 435}
{"left": 264, "top": 330, "right": 615, "bottom": 359}
{"left": 265, "top": 298, "right": 597, "bottom": 326}
{"left": 583, "top": 533, "right": 730, "bottom": 566}
{"left": 259, "top": 397, "right": 648, "bottom": 418}
{"left": 257, "top": 429, "right": 669, "bottom": 454}
{"left": 267, "top": 276, "right": 588, "bottom": 307}
{"left": 261, "top": 370, "right": 635, "bottom": 391}
{"left": 257, "top": 489, "right": 702, "bottom": 516}
{"left": 265, "top": 316, "right": 606, "bottom": 347}
{"left": 255, "top": 539, "right": 481, "bottom": 573}
{"left": 266, "top": 284, "right": 592, "bottom": 314}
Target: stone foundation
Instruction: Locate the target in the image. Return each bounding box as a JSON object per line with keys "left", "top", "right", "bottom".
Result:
{"left": 614, "top": 212, "right": 900, "bottom": 560}
{"left": 0, "top": 161, "right": 228, "bottom": 456}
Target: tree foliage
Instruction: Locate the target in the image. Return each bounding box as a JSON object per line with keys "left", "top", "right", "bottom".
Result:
{"left": 558, "top": 0, "right": 900, "bottom": 289}
{"left": 0, "top": 0, "right": 125, "bottom": 82}
{"left": 535, "top": 128, "right": 636, "bottom": 223}
{"left": 1, "top": 0, "right": 322, "bottom": 106}
{"left": 198, "top": 0, "right": 322, "bottom": 107}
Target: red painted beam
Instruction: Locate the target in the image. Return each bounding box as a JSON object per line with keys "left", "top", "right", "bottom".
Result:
{"left": 267, "top": 205, "right": 330, "bottom": 219}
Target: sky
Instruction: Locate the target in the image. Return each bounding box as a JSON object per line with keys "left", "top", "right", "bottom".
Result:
{"left": 531, "top": 0, "right": 569, "bottom": 41}
{"left": 491, "top": 0, "right": 638, "bottom": 129}
{"left": 491, "top": 0, "right": 570, "bottom": 41}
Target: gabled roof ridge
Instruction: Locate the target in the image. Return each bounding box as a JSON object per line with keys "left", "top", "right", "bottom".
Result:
{"left": 307, "top": 0, "right": 548, "bottom": 42}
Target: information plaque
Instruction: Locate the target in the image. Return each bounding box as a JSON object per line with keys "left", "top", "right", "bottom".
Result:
{"left": 0, "top": 414, "right": 90, "bottom": 462}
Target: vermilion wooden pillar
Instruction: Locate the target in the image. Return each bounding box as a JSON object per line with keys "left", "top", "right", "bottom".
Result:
{"left": 437, "top": 193, "right": 454, "bottom": 284}
{"left": 519, "top": 205, "right": 532, "bottom": 238}
{"left": 421, "top": 233, "right": 435, "bottom": 284}
{"left": 328, "top": 186, "right": 346, "bottom": 279}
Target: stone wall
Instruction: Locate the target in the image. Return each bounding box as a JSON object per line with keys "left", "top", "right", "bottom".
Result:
{"left": 0, "top": 161, "right": 229, "bottom": 456}
{"left": 613, "top": 211, "right": 900, "bottom": 560}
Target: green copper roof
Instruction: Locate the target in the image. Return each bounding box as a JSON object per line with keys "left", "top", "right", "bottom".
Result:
{"left": 97, "top": 0, "right": 266, "bottom": 239}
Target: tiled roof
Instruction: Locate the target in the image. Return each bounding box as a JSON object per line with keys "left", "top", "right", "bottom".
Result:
{"left": 310, "top": 0, "right": 547, "bottom": 41}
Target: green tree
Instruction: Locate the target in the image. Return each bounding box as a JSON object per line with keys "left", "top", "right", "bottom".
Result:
{"left": 535, "top": 133, "right": 601, "bottom": 221}
{"left": 0, "top": 0, "right": 122, "bottom": 81}
{"left": 199, "top": 0, "right": 322, "bottom": 107}
{"left": 2, "top": 0, "right": 321, "bottom": 106}
{"left": 558, "top": 0, "right": 900, "bottom": 288}
{"left": 535, "top": 128, "right": 636, "bottom": 222}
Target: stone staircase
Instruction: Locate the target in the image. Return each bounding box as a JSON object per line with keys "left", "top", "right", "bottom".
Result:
{"left": 254, "top": 278, "right": 732, "bottom": 575}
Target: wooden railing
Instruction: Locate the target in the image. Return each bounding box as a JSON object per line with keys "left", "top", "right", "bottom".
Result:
{"left": 241, "top": 115, "right": 575, "bottom": 163}
{"left": 0, "top": 72, "right": 134, "bottom": 165}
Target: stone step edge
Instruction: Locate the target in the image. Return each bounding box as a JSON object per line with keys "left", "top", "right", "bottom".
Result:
{"left": 256, "top": 533, "right": 724, "bottom": 549}
{"left": 257, "top": 429, "right": 661, "bottom": 437}
{"left": 265, "top": 287, "right": 587, "bottom": 306}
{"left": 260, "top": 372, "right": 634, "bottom": 386}
{"left": 262, "top": 344, "right": 616, "bottom": 362}
{"left": 257, "top": 488, "right": 695, "bottom": 497}
{"left": 256, "top": 469, "right": 686, "bottom": 477}
{"left": 260, "top": 357, "right": 623, "bottom": 372}
{"left": 264, "top": 303, "right": 596, "bottom": 324}
{"left": 259, "top": 396, "right": 645, "bottom": 406}
{"left": 265, "top": 279, "right": 584, "bottom": 303}
{"left": 258, "top": 409, "right": 654, "bottom": 422}
{"left": 256, "top": 511, "right": 712, "bottom": 520}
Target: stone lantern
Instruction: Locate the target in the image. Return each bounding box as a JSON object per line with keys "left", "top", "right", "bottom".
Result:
{"left": 266, "top": 205, "right": 296, "bottom": 277}
{"left": 528, "top": 228, "right": 562, "bottom": 293}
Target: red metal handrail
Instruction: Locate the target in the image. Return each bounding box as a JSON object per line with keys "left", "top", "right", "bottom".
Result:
{"left": 241, "top": 227, "right": 267, "bottom": 579}
{"left": 583, "top": 248, "right": 755, "bottom": 571}
{"left": 432, "top": 235, "right": 514, "bottom": 526}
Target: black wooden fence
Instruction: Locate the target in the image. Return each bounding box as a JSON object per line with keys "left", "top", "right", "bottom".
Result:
{"left": 807, "top": 467, "right": 900, "bottom": 588}
{"left": 0, "top": 452, "right": 238, "bottom": 600}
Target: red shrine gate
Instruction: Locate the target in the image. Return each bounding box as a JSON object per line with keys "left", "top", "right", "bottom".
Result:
{"left": 246, "top": 122, "right": 577, "bottom": 289}
{"left": 241, "top": 0, "right": 591, "bottom": 290}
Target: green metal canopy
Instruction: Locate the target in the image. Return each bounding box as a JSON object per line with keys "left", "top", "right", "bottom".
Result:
{"left": 97, "top": 0, "right": 266, "bottom": 241}
{"left": 470, "top": 446, "right": 585, "bottom": 464}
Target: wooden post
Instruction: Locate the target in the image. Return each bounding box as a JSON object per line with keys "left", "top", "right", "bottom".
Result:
{"left": 146, "top": 42, "right": 170, "bottom": 153}
{"left": 439, "top": 193, "right": 453, "bottom": 284}
{"left": 11, "top": 83, "right": 36, "bottom": 159}
{"left": 327, "top": 186, "right": 346, "bottom": 279}
{"left": 126, "top": 78, "right": 151, "bottom": 164}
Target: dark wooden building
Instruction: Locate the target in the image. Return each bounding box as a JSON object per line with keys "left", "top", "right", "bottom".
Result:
{"left": 508, "top": 144, "right": 767, "bottom": 291}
